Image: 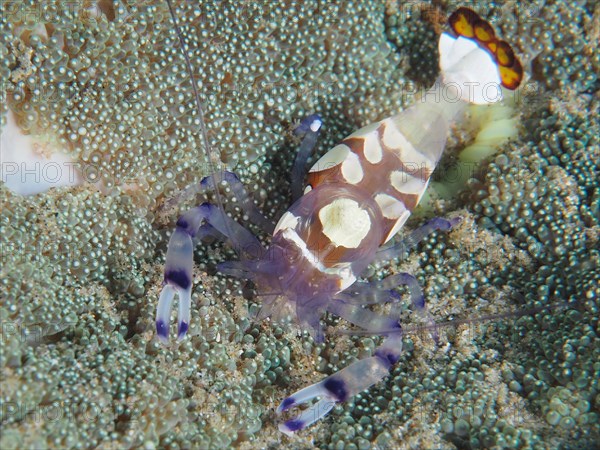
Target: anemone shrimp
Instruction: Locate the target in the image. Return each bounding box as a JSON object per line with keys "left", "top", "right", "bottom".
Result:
{"left": 156, "top": 4, "right": 525, "bottom": 434}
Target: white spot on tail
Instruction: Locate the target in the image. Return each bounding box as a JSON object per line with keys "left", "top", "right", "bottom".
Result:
{"left": 341, "top": 152, "right": 364, "bottom": 184}
{"left": 309, "top": 144, "right": 350, "bottom": 173}
{"left": 347, "top": 121, "right": 380, "bottom": 139}
{"left": 390, "top": 170, "right": 427, "bottom": 195}
{"left": 374, "top": 193, "right": 408, "bottom": 219}
{"left": 363, "top": 135, "right": 383, "bottom": 164}
{"left": 374, "top": 194, "right": 411, "bottom": 243}
{"left": 381, "top": 118, "right": 435, "bottom": 171}
{"left": 345, "top": 122, "right": 383, "bottom": 164}
{"left": 319, "top": 198, "right": 370, "bottom": 248}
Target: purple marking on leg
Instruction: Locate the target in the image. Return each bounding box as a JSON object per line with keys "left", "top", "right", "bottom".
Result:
{"left": 324, "top": 377, "right": 348, "bottom": 402}
{"left": 283, "top": 420, "right": 306, "bottom": 433}
{"left": 199, "top": 202, "right": 212, "bottom": 214}
{"left": 280, "top": 397, "right": 296, "bottom": 411}
{"left": 177, "top": 321, "right": 189, "bottom": 340}
{"left": 176, "top": 217, "right": 189, "bottom": 230}
{"left": 449, "top": 216, "right": 463, "bottom": 227}
{"left": 199, "top": 175, "right": 212, "bottom": 188}
{"left": 165, "top": 269, "right": 191, "bottom": 290}
{"left": 156, "top": 319, "right": 169, "bottom": 340}
{"left": 427, "top": 217, "right": 456, "bottom": 231}
{"left": 415, "top": 294, "right": 425, "bottom": 309}
{"left": 417, "top": 216, "right": 462, "bottom": 237}
{"left": 390, "top": 290, "right": 402, "bottom": 301}
{"left": 222, "top": 171, "right": 241, "bottom": 184}
{"left": 374, "top": 348, "right": 401, "bottom": 367}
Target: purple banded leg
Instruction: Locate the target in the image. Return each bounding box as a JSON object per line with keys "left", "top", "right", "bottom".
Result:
{"left": 333, "top": 272, "right": 438, "bottom": 340}
{"left": 291, "top": 114, "right": 322, "bottom": 201}
{"left": 192, "top": 223, "right": 225, "bottom": 245}
{"left": 278, "top": 332, "right": 403, "bottom": 434}
{"left": 384, "top": 272, "right": 439, "bottom": 344}
{"left": 156, "top": 205, "right": 213, "bottom": 342}
{"left": 194, "top": 202, "right": 265, "bottom": 259}
{"left": 156, "top": 226, "right": 195, "bottom": 343}
{"left": 201, "top": 172, "right": 274, "bottom": 234}
{"left": 163, "top": 171, "right": 274, "bottom": 235}
{"left": 156, "top": 286, "right": 176, "bottom": 341}
{"left": 375, "top": 216, "right": 462, "bottom": 263}
{"left": 156, "top": 203, "right": 264, "bottom": 342}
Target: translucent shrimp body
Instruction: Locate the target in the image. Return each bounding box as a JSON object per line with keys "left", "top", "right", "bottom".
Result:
{"left": 157, "top": 5, "right": 523, "bottom": 434}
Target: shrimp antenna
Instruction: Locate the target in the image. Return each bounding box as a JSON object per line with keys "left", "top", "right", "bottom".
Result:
{"left": 164, "top": 0, "right": 228, "bottom": 227}
{"left": 334, "top": 302, "right": 569, "bottom": 337}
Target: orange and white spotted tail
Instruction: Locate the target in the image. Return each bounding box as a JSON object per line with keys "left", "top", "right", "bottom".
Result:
{"left": 303, "top": 8, "right": 523, "bottom": 248}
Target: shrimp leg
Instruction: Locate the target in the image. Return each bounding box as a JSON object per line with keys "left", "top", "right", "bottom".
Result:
{"left": 291, "top": 114, "right": 322, "bottom": 201}
{"left": 374, "top": 216, "right": 462, "bottom": 263}
{"left": 156, "top": 203, "right": 264, "bottom": 342}
{"left": 278, "top": 332, "right": 403, "bottom": 435}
